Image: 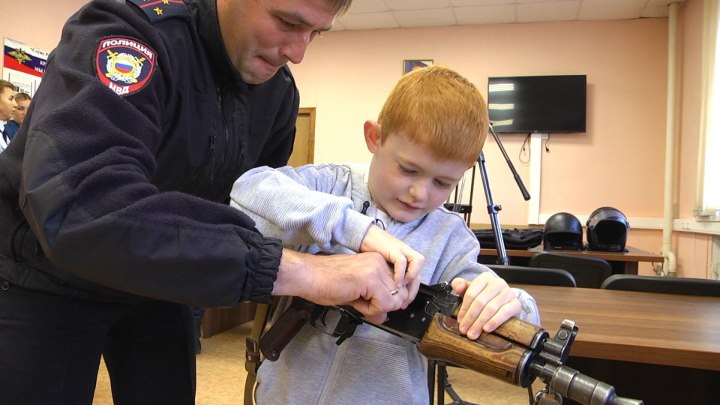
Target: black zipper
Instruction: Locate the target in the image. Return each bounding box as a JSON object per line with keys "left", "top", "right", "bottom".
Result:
{"left": 361, "top": 201, "right": 370, "bottom": 215}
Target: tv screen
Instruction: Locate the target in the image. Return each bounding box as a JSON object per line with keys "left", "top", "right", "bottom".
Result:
{"left": 487, "top": 75, "right": 587, "bottom": 133}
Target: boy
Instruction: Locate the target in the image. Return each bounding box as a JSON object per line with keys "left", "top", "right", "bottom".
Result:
{"left": 3, "top": 92, "right": 32, "bottom": 141}
{"left": 230, "top": 65, "right": 540, "bottom": 405}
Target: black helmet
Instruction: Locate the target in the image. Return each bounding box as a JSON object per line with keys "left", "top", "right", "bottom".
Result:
{"left": 543, "top": 212, "right": 583, "bottom": 250}
{"left": 586, "top": 207, "right": 629, "bottom": 252}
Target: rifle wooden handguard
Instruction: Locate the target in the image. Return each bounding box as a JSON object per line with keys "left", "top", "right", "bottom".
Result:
{"left": 418, "top": 314, "right": 541, "bottom": 386}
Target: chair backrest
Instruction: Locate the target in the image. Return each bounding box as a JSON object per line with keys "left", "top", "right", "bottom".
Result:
{"left": 528, "top": 251, "right": 612, "bottom": 288}
{"left": 601, "top": 274, "right": 720, "bottom": 297}
{"left": 486, "top": 264, "right": 577, "bottom": 287}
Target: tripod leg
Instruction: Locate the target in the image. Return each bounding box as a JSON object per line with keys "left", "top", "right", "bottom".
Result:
{"left": 437, "top": 362, "right": 445, "bottom": 405}
{"left": 428, "top": 359, "right": 436, "bottom": 405}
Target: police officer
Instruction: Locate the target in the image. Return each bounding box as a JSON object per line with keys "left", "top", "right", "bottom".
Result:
{"left": 0, "top": 1, "right": 423, "bottom": 404}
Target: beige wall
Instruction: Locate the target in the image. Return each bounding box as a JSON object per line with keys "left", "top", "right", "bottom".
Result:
{"left": 1, "top": 0, "right": 713, "bottom": 277}
{"left": 292, "top": 18, "right": 668, "bottom": 220}
{"left": 291, "top": 17, "right": 671, "bottom": 274}
{"left": 0, "top": 0, "right": 85, "bottom": 52}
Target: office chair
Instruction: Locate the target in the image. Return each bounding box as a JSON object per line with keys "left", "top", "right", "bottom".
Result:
{"left": 486, "top": 264, "right": 577, "bottom": 287}
{"left": 601, "top": 274, "right": 720, "bottom": 297}
{"left": 529, "top": 252, "right": 612, "bottom": 288}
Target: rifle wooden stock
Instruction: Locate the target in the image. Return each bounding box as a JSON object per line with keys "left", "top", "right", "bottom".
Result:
{"left": 418, "top": 314, "right": 542, "bottom": 386}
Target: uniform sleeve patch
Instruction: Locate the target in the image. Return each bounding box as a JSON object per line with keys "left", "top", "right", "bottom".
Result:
{"left": 95, "top": 37, "right": 157, "bottom": 97}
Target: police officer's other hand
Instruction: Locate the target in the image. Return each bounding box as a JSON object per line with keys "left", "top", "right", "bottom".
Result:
{"left": 275, "top": 249, "right": 410, "bottom": 324}
{"left": 359, "top": 224, "right": 424, "bottom": 308}
{"left": 450, "top": 273, "right": 521, "bottom": 340}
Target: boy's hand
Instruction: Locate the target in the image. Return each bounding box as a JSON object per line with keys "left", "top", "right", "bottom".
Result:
{"left": 451, "top": 273, "right": 521, "bottom": 340}
{"left": 359, "top": 224, "right": 424, "bottom": 308}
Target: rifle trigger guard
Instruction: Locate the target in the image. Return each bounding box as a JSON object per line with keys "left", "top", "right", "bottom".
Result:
{"left": 309, "top": 306, "right": 364, "bottom": 346}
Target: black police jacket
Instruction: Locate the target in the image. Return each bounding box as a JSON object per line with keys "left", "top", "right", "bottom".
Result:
{"left": 0, "top": 0, "right": 298, "bottom": 306}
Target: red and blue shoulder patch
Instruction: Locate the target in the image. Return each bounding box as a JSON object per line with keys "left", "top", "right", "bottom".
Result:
{"left": 95, "top": 37, "right": 156, "bottom": 97}
{"left": 94, "top": 1, "right": 189, "bottom": 96}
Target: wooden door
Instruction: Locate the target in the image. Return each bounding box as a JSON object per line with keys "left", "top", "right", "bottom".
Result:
{"left": 287, "top": 107, "right": 315, "bottom": 166}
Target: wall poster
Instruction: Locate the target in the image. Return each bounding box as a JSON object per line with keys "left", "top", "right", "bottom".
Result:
{"left": 3, "top": 37, "right": 49, "bottom": 96}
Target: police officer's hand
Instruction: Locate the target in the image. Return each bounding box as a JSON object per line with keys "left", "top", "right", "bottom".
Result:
{"left": 359, "top": 224, "right": 424, "bottom": 308}
{"left": 274, "top": 249, "right": 414, "bottom": 324}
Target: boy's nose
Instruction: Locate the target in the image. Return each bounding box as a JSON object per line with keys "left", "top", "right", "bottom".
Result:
{"left": 409, "top": 182, "right": 428, "bottom": 202}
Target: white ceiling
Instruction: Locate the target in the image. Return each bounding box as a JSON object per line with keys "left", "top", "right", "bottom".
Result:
{"left": 333, "top": 0, "right": 680, "bottom": 30}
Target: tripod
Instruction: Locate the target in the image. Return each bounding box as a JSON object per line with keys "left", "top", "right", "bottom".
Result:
{"left": 477, "top": 124, "right": 531, "bottom": 265}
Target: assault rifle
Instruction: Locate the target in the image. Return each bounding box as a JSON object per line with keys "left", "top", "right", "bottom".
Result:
{"left": 259, "top": 283, "right": 642, "bottom": 405}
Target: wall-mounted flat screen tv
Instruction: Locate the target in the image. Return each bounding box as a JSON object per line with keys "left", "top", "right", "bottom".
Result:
{"left": 487, "top": 75, "right": 587, "bottom": 133}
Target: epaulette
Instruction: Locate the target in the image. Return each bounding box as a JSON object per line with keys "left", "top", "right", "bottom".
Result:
{"left": 127, "top": 0, "right": 190, "bottom": 23}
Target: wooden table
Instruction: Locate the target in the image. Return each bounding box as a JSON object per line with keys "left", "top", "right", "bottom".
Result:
{"left": 479, "top": 246, "right": 664, "bottom": 274}
{"left": 522, "top": 285, "right": 720, "bottom": 370}
{"left": 518, "top": 285, "right": 720, "bottom": 403}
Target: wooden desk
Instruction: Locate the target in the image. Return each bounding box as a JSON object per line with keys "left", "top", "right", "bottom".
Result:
{"left": 519, "top": 285, "right": 720, "bottom": 403}
{"left": 522, "top": 285, "right": 720, "bottom": 370}
{"left": 201, "top": 302, "right": 256, "bottom": 338}
{"left": 479, "top": 246, "right": 663, "bottom": 274}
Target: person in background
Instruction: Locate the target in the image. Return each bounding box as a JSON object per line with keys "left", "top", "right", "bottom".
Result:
{"left": 0, "top": 80, "right": 17, "bottom": 153}
{"left": 0, "top": 1, "right": 425, "bottom": 405}
{"left": 3, "top": 92, "right": 32, "bottom": 141}
{"left": 231, "top": 65, "right": 540, "bottom": 405}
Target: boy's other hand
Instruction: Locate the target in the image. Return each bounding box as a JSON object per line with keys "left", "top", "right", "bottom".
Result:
{"left": 451, "top": 273, "right": 521, "bottom": 340}
{"left": 359, "top": 225, "right": 424, "bottom": 308}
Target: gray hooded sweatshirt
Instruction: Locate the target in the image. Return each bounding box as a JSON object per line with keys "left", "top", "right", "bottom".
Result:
{"left": 230, "top": 163, "right": 540, "bottom": 405}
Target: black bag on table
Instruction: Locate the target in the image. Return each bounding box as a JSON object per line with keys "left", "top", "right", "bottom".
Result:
{"left": 473, "top": 228, "right": 544, "bottom": 250}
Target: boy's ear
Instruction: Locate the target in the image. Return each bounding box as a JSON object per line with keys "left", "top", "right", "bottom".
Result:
{"left": 364, "top": 120, "right": 381, "bottom": 153}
